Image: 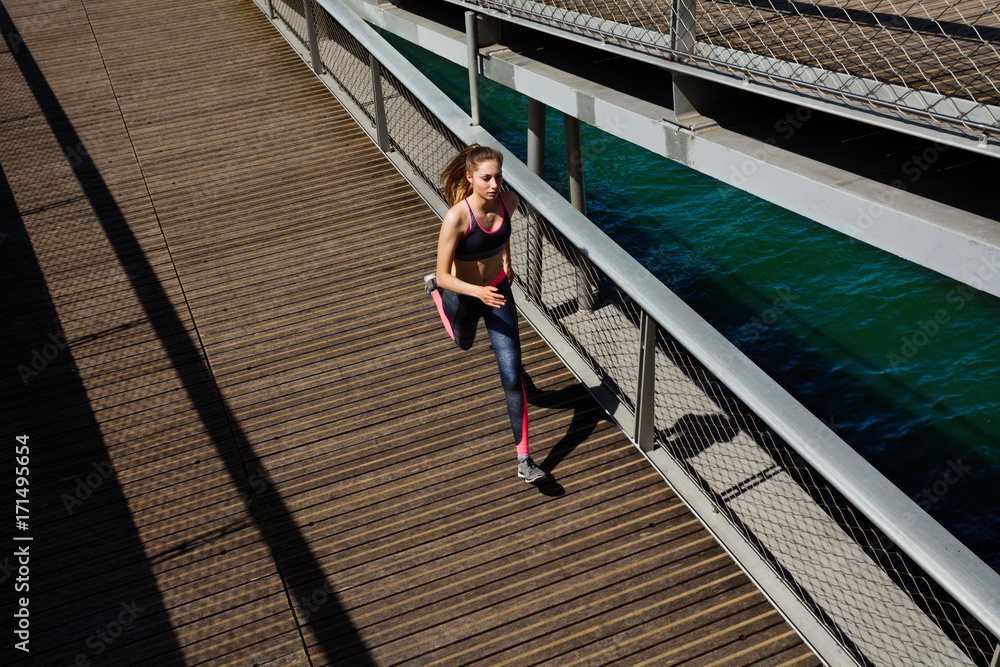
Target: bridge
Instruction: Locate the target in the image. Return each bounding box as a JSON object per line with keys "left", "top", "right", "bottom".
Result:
{"left": 1, "top": 0, "right": 998, "bottom": 665}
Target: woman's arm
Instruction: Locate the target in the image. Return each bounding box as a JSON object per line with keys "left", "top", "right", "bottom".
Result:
{"left": 435, "top": 206, "right": 506, "bottom": 307}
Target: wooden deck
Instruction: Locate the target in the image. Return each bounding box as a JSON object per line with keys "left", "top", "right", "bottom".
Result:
{"left": 0, "top": 0, "right": 820, "bottom": 664}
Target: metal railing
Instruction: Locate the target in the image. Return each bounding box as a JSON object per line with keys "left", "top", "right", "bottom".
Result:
{"left": 445, "top": 0, "right": 1000, "bottom": 143}
{"left": 250, "top": 0, "right": 1000, "bottom": 664}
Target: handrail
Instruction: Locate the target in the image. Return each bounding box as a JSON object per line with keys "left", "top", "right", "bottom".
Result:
{"left": 276, "top": 0, "right": 1000, "bottom": 659}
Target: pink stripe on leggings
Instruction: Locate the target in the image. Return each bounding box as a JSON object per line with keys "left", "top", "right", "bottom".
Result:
{"left": 515, "top": 378, "right": 529, "bottom": 457}
{"left": 430, "top": 289, "right": 455, "bottom": 341}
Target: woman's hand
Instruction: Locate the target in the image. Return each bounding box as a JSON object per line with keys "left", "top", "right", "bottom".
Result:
{"left": 478, "top": 284, "right": 506, "bottom": 308}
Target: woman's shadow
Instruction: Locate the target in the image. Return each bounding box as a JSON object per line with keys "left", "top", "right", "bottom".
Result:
{"left": 521, "top": 370, "right": 607, "bottom": 496}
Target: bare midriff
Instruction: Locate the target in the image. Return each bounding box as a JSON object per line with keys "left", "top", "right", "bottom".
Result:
{"left": 453, "top": 253, "right": 503, "bottom": 286}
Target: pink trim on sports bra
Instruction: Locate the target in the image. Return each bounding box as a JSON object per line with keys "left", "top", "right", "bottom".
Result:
{"left": 464, "top": 196, "right": 509, "bottom": 235}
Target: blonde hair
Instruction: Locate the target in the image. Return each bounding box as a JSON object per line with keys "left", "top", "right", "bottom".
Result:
{"left": 441, "top": 144, "right": 504, "bottom": 207}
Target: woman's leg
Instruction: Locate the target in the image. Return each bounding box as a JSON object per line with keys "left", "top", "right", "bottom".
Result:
{"left": 430, "top": 285, "right": 478, "bottom": 351}
{"left": 482, "top": 279, "right": 529, "bottom": 458}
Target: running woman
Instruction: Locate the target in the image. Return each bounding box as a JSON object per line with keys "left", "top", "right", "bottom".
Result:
{"left": 425, "top": 144, "right": 548, "bottom": 484}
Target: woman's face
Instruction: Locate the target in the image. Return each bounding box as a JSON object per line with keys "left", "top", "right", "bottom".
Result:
{"left": 467, "top": 160, "right": 502, "bottom": 200}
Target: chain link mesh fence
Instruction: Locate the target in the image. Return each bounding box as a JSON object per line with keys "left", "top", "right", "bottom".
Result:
{"left": 458, "top": 0, "right": 1000, "bottom": 138}
{"left": 649, "top": 327, "right": 997, "bottom": 665}
{"left": 517, "top": 218, "right": 645, "bottom": 410}
{"left": 256, "top": 1, "right": 999, "bottom": 664}
{"left": 468, "top": 0, "right": 674, "bottom": 55}
{"left": 271, "top": 0, "right": 311, "bottom": 46}
{"left": 314, "top": 9, "right": 377, "bottom": 124}
{"left": 379, "top": 67, "right": 467, "bottom": 201}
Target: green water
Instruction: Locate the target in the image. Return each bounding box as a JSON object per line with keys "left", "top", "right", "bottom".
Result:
{"left": 383, "top": 32, "right": 1000, "bottom": 571}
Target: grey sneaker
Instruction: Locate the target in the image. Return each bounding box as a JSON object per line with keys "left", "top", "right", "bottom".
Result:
{"left": 424, "top": 273, "right": 437, "bottom": 294}
{"left": 517, "top": 457, "right": 548, "bottom": 484}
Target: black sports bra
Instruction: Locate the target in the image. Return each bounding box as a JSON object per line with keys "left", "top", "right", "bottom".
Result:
{"left": 453, "top": 196, "right": 511, "bottom": 261}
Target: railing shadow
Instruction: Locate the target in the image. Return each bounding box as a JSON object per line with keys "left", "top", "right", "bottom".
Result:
{"left": 0, "top": 3, "right": 373, "bottom": 664}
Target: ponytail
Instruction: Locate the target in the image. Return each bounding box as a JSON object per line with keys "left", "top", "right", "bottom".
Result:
{"left": 441, "top": 144, "right": 504, "bottom": 206}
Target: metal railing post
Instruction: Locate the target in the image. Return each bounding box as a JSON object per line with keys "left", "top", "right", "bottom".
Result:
{"left": 525, "top": 98, "right": 546, "bottom": 301}
{"left": 265, "top": 0, "right": 275, "bottom": 20}
{"left": 465, "top": 11, "right": 481, "bottom": 126}
{"left": 525, "top": 210, "right": 544, "bottom": 301}
{"left": 670, "top": 0, "right": 697, "bottom": 56}
{"left": 563, "top": 113, "right": 585, "bottom": 214}
{"left": 669, "top": 0, "right": 722, "bottom": 128}
{"left": 528, "top": 98, "right": 545, "bottom": 177}
{"left": 634, "top": 311, "right": 658, "bottom": 452}
{"left": 370, "top": 53, "right": 390, "bottom": 152}
{"left": 564, "top": 113, "right": 595, "bottom": 309}
{"left": 303, "top": 0, "right": 323, "bottom": 75}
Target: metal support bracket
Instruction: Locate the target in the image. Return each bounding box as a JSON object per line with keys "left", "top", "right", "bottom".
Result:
{"left": 672, "top": 73, "right": 725, "bottom": 131}
{"left": 476, "top": 14, "right": 502, "bottom": 46}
